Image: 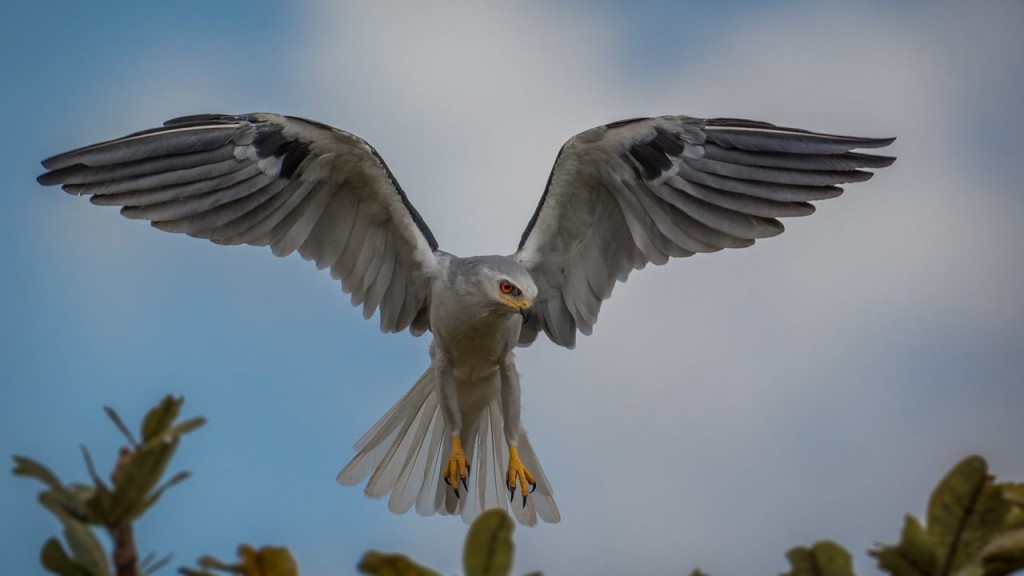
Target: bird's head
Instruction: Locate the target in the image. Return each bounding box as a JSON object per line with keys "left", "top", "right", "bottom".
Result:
{"left": 470, "top": 258, "right": 537, "bottom": 322}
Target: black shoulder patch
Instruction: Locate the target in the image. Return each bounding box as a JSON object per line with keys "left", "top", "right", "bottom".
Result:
{"left": 628, "top": 127, "right": 682, "bottom": 180}
{"left": 251, "top": 124, "right": 313, "bottom": 179}
{"left": 252, "top": 125, "right": 289, "bottom": 159}
{"left": 650, "top": 127, "right": 684, "bottom": 156}
{"left": 276, "top": 139, "right": 312, "bottom": 179}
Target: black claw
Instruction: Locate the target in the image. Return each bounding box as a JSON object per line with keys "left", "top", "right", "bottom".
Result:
{"left": 461, "top": 476, "right": 468, "bottom": 491}
{"left": 508, "top": 484, "right": 515, "bottom": 502}
{"left": 529, "top": 480, "right": 537, "bottom": 495}
{"left": 522, "top": 493, "right": 527, "bottom": 508}
{"left": 454, "top": 487, "right": 460, "bottom": 499}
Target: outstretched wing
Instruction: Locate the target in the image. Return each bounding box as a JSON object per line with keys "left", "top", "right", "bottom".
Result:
{"left": 515, "top": 116, "right": 895, "bottom": 348}
{"left": 38, "top": 113, "right": 440, "bottom": 335}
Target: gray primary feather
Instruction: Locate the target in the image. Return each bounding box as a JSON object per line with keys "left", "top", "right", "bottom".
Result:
{"left": 38, "top": 112, "right": 894, "bottom": 525}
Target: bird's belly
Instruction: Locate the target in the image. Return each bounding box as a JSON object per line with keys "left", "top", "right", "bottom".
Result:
{"left": 433, "top": 314, "right": 516, "bottom": 412}
{"left": 453, "top": 363, "right": 501, "bottom": 420}
{"left": 435, "top": 312, "right": 518, "bottom": 366}
{"left": 430, "top": 309, "right": 516, "bottom": 412}
{"left": 446, "top": 333, "right": 506, "bottom": 367}
{"left": 451, "top": 361, "right": 499, "bottom": 385}
{"left": 447, "top": 335, "right": 503, "bottom": 392}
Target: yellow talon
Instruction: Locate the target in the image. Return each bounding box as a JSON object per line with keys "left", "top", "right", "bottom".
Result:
{"left": 443, "top": 435, "right": 469, "bottom": 496}
{"left": 506, "top": 445, "right": 537, "bottom": 506}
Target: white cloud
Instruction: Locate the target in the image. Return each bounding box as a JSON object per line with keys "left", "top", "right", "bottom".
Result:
{"left": 294, "top": 1, "right": 628, "bottom": 257}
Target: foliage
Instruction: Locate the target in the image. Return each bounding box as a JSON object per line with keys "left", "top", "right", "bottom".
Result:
{"left": 12, "top": 397, "right": 1024, "bottom": 575}
{"left": 357, "top": 455, "right": 1024, "bottom": 576}
{"left": 357, "top": 508, "right": 537, "bottom": 576}
{"left": 179, "top": 545, "right": 298, "bottom": 576}
{"left": 771, "top": 455, "right": 1024, "bottom": 576}
{"left": 867, "top": 456, "right": 1024, "bottom": 576}
{"left": 782, "top": 541, "right": 855, "bottom": 576}
{"left": 13, "top": 396, "right": 203, "bottom": 576}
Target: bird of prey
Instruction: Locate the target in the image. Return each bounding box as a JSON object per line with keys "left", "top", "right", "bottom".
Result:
{"left": 38, "top": 112, "right": 894, "bottom": 525}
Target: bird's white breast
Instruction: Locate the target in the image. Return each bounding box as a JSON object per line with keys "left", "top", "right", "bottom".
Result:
{"left": 434, "top": 309, "right": 519, "bottom": 374}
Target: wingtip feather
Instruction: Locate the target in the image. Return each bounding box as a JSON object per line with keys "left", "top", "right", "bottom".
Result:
{"left": 36, "top": 166, "right": 73, "bottom": 187}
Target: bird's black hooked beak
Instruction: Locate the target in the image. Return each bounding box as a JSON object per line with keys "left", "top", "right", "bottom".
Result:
{"left": 519, "top": 305, "right": 533, "bottom": 323}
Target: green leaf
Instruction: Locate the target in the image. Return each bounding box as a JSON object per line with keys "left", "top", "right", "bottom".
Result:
{"left": 141, "top": 395, "right": 183, "bottom": 444}
{"left": 36, "top": 491, "right": 111, "bottom": 576}
{"left": 870, "top": 515, "right": 938, "bottom": 576}
{"left": 1002, "top": 484, "right": 1024, "bottom": 507}
{"left": 238, "top": 545, "right": 299, "bottom": 576}
{"left": 30, "top": 481, "right": 91, "bottom": 524}
{"left": 927, "top": 455, "right": 1009, "bottom": 574}
{"left": 783, "top": 541, "right": 854, "bottom": 576}
{"left": 981, "top": 528, "right": 1024, "bottom": 576}
{"left": 952, "top": 566, "right": 985, "bottom": 576}
{"left": 61, "top": 517, "right": 110, "bottom": 576}
{"left": 142, "top": 470, "right": 191, "bottom": 513}
{"left": 67, "top": 484, "right": 97, "bottom": 520}
{"left": 77, "top": 445, "right": 115, "bottom": 524}
{"left": 109, "top": 440, "right": 178, "bottom": 524}
{"left": 784, "top": 546, "right": 816, "bottom": 575}
{"left": 84, "top": 486, "right": 115, "bottom": 526}
{"left": 464, "top": 509, "right": 515, "bottom": 576}
{"left": 104, "top": 406, "right": 139, "bottom": 447}
{"left": 144, "top": 416, "right": 206, "bottom": 448}
{"left": 358, "top": 551, "right": 441, "bottom": 576}
{"left": 40, "top": 538, "right": 93, "bottom": 576}
{"left": 12, "top": 456, "right": 67, "bottom": 493}
{"left": 79, "top": 445, "right": 108, "bottom": 491}
{"left": 1000, "top": 483, "right": 1024, "bottom": 531}
{"left": 167, "top": 416, "right": 206, "bottom": 439}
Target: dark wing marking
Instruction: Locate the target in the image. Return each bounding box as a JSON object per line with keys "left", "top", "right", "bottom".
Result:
{"left": 515, "top": 116, "right": 895, "bottom": 348}
{"left": 39, "top": 113, "right": 441, "bottom": 335}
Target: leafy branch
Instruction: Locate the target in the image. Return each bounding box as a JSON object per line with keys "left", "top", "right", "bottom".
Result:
{"left": 867, "top": 456, "right": 1024, "bottom": 576}
{"left": 12, "top": 397, "right": 1024, "bottom": 575}
{"left": 13, "top": 395, "right": 204, "bottom": 576}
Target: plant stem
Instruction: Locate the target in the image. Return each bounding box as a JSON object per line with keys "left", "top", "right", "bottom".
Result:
{"left": 111, "top": 524, "right": 139, "bottom": 576}
{"left": 111, "top": 446, "right": 139, "bottom": 576}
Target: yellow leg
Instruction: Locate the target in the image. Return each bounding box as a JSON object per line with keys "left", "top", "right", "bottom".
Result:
{"left": 444, "top": 435, "right": 469, "bottom": 497}
{"left": 506, "top": 445, "right": 537, "bottom": 507}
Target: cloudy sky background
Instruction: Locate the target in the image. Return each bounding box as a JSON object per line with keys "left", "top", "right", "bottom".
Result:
{"left": 2, "top": 2, "right": 1022, "bottom": 574}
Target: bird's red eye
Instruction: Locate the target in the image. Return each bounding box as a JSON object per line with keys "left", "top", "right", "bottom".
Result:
{"left": 499, "top": 280, "right": 515, "bottom": 295}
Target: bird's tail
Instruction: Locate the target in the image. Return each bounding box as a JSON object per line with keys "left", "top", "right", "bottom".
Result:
{"left": 336, "top": 367, "right": 560, "bottom": 525}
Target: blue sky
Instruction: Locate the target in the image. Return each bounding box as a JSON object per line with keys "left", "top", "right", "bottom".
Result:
{"left": 2, "top": 2, "right": 1023, "bottom": 575}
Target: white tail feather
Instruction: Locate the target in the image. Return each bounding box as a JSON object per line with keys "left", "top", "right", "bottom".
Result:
{"left": 336, "top": 367, "right": 561, "bottom": 525}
